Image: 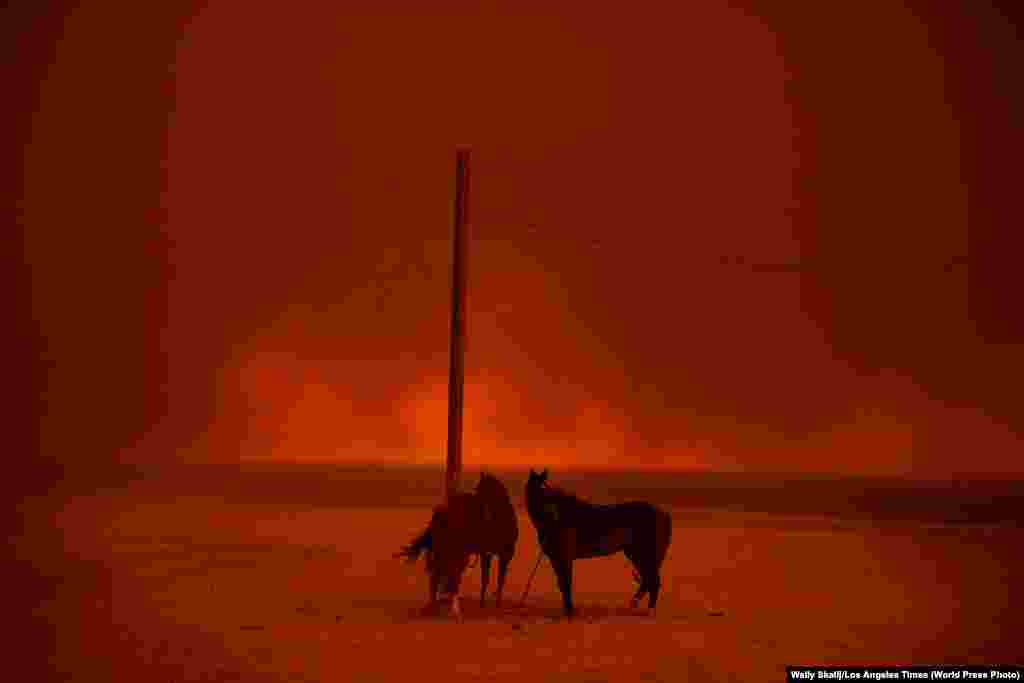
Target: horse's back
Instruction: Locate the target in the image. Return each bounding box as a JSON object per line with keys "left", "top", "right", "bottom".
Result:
{"left": 570, "top": 500, "right": 670, "bottom": 550}
{"left": 585, "top": 500, "right": 664, "bottom": 525}
{"left": 479, "top": 495, "right": 518, "bottom": 556}
{"left": 477, "top": 477, "right": 519, "bottom": 549}
{"left": 621, "top": 501, "right": 672, "bottom": 538}
{"left": 432, "top": 490, "right": 517, "bottom": 556}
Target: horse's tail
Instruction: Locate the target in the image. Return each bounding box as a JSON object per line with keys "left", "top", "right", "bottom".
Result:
{"left": 395, "top": 512, "right": 438, "bottom": 563}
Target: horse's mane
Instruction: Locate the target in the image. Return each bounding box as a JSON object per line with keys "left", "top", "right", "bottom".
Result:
{"left": 536, "top": 482, "right": 597, "bottom": 515}
{"left": 543, "top": 483, "right": 579, "bottom": 502}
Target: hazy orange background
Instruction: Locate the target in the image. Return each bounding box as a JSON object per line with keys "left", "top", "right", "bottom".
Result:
{"left": 21, "top": 2, "right": 1023, "bottom": 477}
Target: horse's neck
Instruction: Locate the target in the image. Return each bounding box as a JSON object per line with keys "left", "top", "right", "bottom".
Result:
{"left": 552, "top": 491, "right": 599, "bottom": 520}
{"left": 551, "top": 484, "right": 576, "bottom": 497}
{"left": 548, "top": 486, "right": 585, "bottom": 507}
{"left": 526, "top": 494, "right": 546, "bottom": 520}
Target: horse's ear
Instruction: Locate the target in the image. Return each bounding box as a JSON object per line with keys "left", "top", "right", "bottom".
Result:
{"left": 529, "top": 468, "right": 536, "bottom": 476}
{"left": 540, "top": 468, "right": 549, "bottom": 481}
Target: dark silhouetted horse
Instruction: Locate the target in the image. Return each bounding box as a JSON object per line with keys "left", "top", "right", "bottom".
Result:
{"left": 396, "top": 472, "right": 518, "bottom": 617}
{"left": 525, "top": 468, "right": 672, "bottom": 619}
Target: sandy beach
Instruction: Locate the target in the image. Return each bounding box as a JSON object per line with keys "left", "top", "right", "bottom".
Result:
{"left": 22, "top": 465, "right": 1024, "bottom": 681}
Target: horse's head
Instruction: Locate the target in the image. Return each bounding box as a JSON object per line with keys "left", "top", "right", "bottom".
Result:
{"left": 527, "top": 468, "right": 563, "bottom": 541}
{"left": 425, "top": 503, "right": 473, "bottom": 619}
{"left": 526, "top": 468, "right": 549, "bottom": 509}
{"left": 527, "top": 467, "right": 548, "bottom": 489}
{"left": 433, "top": 551, "right": 470, "bottom": 620}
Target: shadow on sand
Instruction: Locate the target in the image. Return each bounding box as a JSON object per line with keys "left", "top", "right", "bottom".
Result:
{"left": 349, "top": 597, "right": 657, "bottom": 622}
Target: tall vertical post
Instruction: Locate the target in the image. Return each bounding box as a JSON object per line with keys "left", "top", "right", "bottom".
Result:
{"left": 446, "top": 147, "right": 470, "bottom": 502}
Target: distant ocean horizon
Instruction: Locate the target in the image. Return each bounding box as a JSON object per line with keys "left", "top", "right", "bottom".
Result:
{"left": 50, "top": 458, "right": 1024, "bottom": 526}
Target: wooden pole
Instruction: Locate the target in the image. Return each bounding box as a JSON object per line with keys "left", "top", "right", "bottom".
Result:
{"left": 446, "top": 148, "right": 470, "bottom": 502}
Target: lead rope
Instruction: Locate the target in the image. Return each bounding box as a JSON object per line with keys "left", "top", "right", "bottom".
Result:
{"left": 518, "top": 549, "right": 545, "bottom": 607}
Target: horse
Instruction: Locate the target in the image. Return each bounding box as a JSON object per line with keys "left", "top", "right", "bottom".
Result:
{"left": 395, "top": 472, "right": 518, "bottom": 617}
{"left": 525, "top": 468, "right": 672, "bottom": 619}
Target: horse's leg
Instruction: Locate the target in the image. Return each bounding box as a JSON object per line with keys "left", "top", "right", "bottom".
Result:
{"left": 624, "top": 548, "right": 648, "bottom": 609}
{"left": 551, "top": 555, "right": 575, "bottom": 619}
{"left": 630, "top": 557, "right": 661, "bottom": 613}
{"left": 450, "top": 593, "right": 463, "bottom": 621}
{"left": 424, "top": 566, "right": 440, "bottom": 616}
{"left": 646, "top": 570, "right": 662, "bottom": 612}
{"left": 480, "top": 553, "right": 492, "bottom": 607}
{"left": 495, "top": 552, "right": 511, "bottom": 608}
{"left": 440, "top": 551, "right": 471, "bottom": 621}
{"left": 631, "top": 580, "right": 648, "bottom": 609}
{"left": 630, "top": 554, "right": 662, "bottom": 614}
{"left": 648, "top": 509, "right": 672, "bottom": 612}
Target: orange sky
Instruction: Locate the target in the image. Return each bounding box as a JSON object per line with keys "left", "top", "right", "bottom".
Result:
{"left": 21, "top": 2, "right": 1024, "bottom": 477}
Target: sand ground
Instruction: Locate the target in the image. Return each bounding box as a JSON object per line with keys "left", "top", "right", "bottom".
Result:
{"left": 23, "top": 488, "right": 1024, "bottom": 681}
